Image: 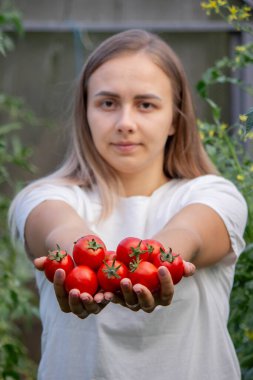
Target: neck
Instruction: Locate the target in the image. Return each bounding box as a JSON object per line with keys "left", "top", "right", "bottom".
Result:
{"left": 118, "top": 170, "right": 169, "bottom": 197}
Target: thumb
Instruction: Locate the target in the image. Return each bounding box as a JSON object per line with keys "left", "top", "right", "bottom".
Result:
{"left": 33, "top": 256, "right": 47, "bottom": 271}
{"left": 183, "top": 261, "right": 196, "bottom": 277}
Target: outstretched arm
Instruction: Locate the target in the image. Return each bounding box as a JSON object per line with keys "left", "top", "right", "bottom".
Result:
{"left": 26, "top": 199, "right": 197, "bottom": 316}
{"left": 153, "top": 203, "right": 231, "bottom": 268}
{"left": 112, "top": 203, "right": 230, "bottom": 312}
{"left": 26, "top": 200, "right": 108, "bottom": 318}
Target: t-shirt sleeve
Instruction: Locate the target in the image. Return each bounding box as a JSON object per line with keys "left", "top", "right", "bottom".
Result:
{"left": 10, "top": 183, "right": 84, "bottom": 243}
{"left": 179, "top": 175, "right": 248, "bottom": 259}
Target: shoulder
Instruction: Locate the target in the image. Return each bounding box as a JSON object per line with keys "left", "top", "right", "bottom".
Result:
{"left": 11, "top": 181, "right": 103, "bottom": 223}
{"left": 156, "top": 175, "right": 247, "bottom": 211}
{"left": 180, "top": 173, "right": 241, "bottom": 190}
{"left": 9, "top": 181, "right": 97, "bottom": 241}
{"left": 15, "top": 182, "right": 87, "bottom": 209}
{"left": 158, "top": 175, "right": 247, "bottom": 259}
{"left": 179, "top": 174, "right": 247, "bottom": 207}
{"left": 180, "top": 175, "right": 248, "bottom": 253}
{"left": 159, "top": 174, "right": 248, "bottom": 237}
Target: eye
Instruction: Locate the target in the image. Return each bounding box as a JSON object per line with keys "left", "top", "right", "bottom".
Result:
{"left": 139, "top": 102, "right": 155, "bottom": 111}
{"left": 100, "top": 99, "right": 116, "bottom": 110}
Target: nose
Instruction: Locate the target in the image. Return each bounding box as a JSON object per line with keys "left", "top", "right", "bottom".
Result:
{"left": 115, "top": 106, "right": 137, "bottom": 134}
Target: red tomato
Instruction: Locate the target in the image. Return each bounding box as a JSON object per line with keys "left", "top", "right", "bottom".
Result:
{"left": 142, "top": 239, "right": 165, "bottom": 262}
{"left": 116, "top": 237, "right": 151, "bottom": 266}
{"left": 152, "top": 248, "right": 184, "bottom": 285}
{"left": 129, "top": 261, "right": 160, "bottom": 293}
{"left": 72, "top": 234, "right": 106, "bottom": 270}
{"left": 64, "top": 265, "right": 98, "bottom": 296}
{"left": 44, "top": 245, "right": 75, "bottom": 283}
{"left": 97, "top": 259, "right": 129, "bottom": 292}
{"left": 104, "top": 250, "right": 117, "bottom": 261}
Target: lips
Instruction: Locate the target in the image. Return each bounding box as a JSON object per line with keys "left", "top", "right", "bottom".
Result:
{"left": 112, "top": 141, "right": 139, "bottom": 146}
{"left": 111, "top": 141, "right": 141, "bottom": 153}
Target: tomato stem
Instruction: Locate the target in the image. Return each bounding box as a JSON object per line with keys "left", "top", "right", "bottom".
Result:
{"left": 159, "top": 247, "right": 179, "bottom": 263}
{"left": 88, "top": 239, "right": 103, "bottom": 251}
{"left": 48, "top": 244, "right": 67, "bottom": 262}
{"left": 129, "top": 258, "right": 142, "bottom": 272}
{"left": 129, "top": 240, "right": 153, "bottom": 259}
{"left": 102, "top": 259, "right": 122, "bottom": 279}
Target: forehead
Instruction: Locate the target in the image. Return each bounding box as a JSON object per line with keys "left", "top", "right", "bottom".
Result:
{"left": 87, "top": 52, "right": 172, "bottom": 94}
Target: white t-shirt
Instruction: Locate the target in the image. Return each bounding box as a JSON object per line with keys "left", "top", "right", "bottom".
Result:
{"left": 13, "top": 175, "right": 248, "bottom": 380}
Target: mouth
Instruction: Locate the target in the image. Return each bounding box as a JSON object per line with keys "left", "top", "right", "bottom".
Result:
{"left": 111, "top": 142, "right": 141, "bottom": 153}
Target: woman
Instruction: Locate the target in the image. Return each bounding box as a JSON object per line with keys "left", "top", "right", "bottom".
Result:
{"left": 9, "top": 29, "right": 247, "bottom": 380}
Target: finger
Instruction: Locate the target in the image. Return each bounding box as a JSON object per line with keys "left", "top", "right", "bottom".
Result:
{"left": 120, "top": 278, "right": 139, "bottom": 309}
{"left": 183, "top": 261, "right": 196, "bottom": 277}
{"left": 103, "top": 291, "right": 125, "bottom": 306}
{"left": 80, "top": 293, "right": 101, "bottom": 315}
{"left": 93, "top": 291, "right": 110, "bottom": 308}
{"left": 132, "top": 284, "right": 155, "bottom": 313}
{"left": 69, "top": 289, "right": 88, "bottom": 319}
{"left": 94, "top": 291, "right": 106, "bottom": 304}
{"left": 33, "top": 257, "right": 47, "bottom": 271}
{"left": 103, "top": 291, "right": 114, "bottom": 302}
{"left": 157, "top": 266, "right": 174, "bottom": 306}
{"left": 53, "top": 268, "right": 70, "bottom": 312}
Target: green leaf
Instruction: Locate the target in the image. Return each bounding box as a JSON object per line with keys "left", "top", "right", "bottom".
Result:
{"left": 245, "top": 108, "right": 253, "bottom": 133}
{"left": 206, "top": 98, "right": 221, "bottom": 122}
{"left": 196, "top": 80, "right": 207, "bottom": 98}
{"left": 215, "top": 75, "right": 228, "bottom": 83}
{"left": 0, "top": 10, "right": 24, "bottom": 36}
{"left": 0, "top": 123, "right": 21, "bottom": 135}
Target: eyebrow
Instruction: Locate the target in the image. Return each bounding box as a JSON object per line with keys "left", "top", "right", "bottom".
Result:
{"left": 94, "top": 91, "right": 162, "bottom": 101}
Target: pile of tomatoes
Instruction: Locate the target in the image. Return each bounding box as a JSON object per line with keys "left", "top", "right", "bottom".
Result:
{"left": 43, "top": 235, "right": 184, "bottom": 296}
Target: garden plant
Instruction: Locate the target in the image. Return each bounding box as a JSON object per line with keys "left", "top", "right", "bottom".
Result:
{"left": 199, "top": 1, "right": 253, "bottom": 378}
{"left": 0, "top": 4, "right": 39, "bottom": 380}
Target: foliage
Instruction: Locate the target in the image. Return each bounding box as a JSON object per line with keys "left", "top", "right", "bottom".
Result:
{"left": 0, "top": 3, "right": 39, "bottom": 380}
{"left": 199, "top": 1, "right": 253, "bottom": 378}
{"left": 0, "top": 2, "right": 23, "bottom": 56}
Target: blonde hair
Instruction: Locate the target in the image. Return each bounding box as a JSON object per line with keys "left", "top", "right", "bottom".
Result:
{"left": 9, "top": 29, "right": 218, "bottom": 232}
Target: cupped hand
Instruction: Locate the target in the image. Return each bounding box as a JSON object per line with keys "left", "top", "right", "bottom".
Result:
{"left": 104, "top": 266, "right": 173, "bottom": 313}
{"left": 33, "top": 257, "right": 108, "bottom": 319}
{"left": 34, "top": 257, "right": 195, "bottom": 316}
{"left": 105, "top": 260, "right": 196, "bottom": 313}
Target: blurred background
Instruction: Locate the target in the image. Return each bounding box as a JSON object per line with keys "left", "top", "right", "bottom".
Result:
{"left": 0, "top": 0, "right": 252, "bottom": 373}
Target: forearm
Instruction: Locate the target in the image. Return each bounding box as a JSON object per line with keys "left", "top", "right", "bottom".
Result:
{"left": 152, "top": 204, "right": 231, "bottom": 268}
{"left": 152, "top": 226, "right": 201, "bottom": 264}
{"left": 25, "top": 200, "right": 95, "bottom": 259}
{"left": 45, "top": 224, "right": 93, "bottom": 256}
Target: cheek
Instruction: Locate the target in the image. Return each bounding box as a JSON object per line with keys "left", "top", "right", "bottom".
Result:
{"left": 153, "top": 117, "right": 174, "bottom": 142}
{"left": 87, "top": 112, "right": 102, "bottom": 141}
{"left": 87, "top": 109, "right": 112, "bottom": 135}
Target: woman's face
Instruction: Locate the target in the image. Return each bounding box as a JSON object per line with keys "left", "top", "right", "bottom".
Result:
{"left": 86, "top": 52, "right": 175, "bottom": 183}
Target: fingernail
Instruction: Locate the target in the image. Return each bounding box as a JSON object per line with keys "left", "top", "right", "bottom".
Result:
{"left": 158, "top": 266, "right": 168, "bottom": 277}
{"left": 71, "top": 290, "right": 80, "bottom": 298}
{"left": 185, "top": 262, "right": 196, "bottom": 273}
{"left": 81, "top": 295, "right": 90, "bottom": 302}
{"left": 133, "top": 286, "right": 142, "bottom": 295}
{"left": 54, "top": 269, "right": 64, "bottom": 280}
{"left": 96, "top": 297, "right": 106, "bottom": 304}
{"left": 190, "top": 264, "right": 196, "bottom": 273}
{"left": 121, "top": 279, "right": 130, "bottom": 289}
